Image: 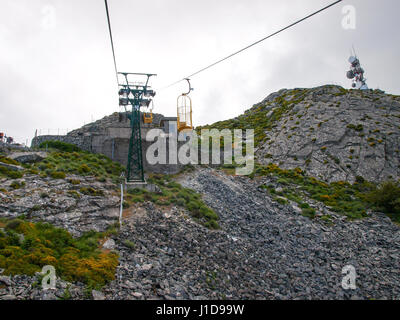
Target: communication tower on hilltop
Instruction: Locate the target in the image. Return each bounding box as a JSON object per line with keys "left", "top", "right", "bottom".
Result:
{"left": 346, "top": 53, "right": 368, "bottom": 90}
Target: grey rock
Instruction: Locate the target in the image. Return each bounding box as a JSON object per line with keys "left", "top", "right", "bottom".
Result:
{"left": 131, "top": 292, "right": 143, "bottom": 299}
{"left": 8, "top": 152, "right": 47, "bottom": 164}
{"left": 92, "top": 290, "right": 106, "bottom": 300}
{"left": 139, "top": 264, "right": 153, "bottom": 271}
{"left": 0, "top": 295, "right": 17, "bottom": 300}
{"left": 102, "top": 239, "right": 116, "bottom": 250}
{"left": 0, "top": 276, "right": 11, "bottom": 286}
{"left": 255, "top": 86, "right": 400, "bottom": 183}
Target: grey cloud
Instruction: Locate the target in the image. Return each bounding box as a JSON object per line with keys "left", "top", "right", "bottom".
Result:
{"left": 0, "top": 0, "right": 399, "bottom": 144}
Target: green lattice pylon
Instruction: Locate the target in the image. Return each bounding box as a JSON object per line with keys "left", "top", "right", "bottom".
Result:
{"left": 118, "top": 73, "right": 156, "bottom": 183}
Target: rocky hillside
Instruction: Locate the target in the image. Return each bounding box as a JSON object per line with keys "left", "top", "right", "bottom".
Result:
{"left": 1, "top": 86, "right": 400, "bottom": 301}
{"left": 200, "top": 85, "right": 400, "bottom": 183}
{"left": 2, "top": 161, "right": 399, "bottom": 300}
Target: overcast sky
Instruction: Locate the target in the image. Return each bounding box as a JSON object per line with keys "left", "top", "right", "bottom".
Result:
{"left": 1, "top": 0, "right": 399, "bottom": 144}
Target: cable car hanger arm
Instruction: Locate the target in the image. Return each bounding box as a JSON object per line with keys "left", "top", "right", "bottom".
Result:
{"left": 183, "top": 78, "right": 193, "bottom": 95}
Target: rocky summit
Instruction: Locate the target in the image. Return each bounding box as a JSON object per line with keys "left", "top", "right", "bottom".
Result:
{"left": 202, "top": 85, "right": 400, "bottom": 183}
{"left": 258, "top": 86, "right": 400, "bottom": 183}
{"left": 0, "top": 85, "right": 399, "bottom": 301}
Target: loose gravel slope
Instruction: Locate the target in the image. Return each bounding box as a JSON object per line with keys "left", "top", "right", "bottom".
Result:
{"left": 104, "top": 167, "right": 400, "bottom": 300}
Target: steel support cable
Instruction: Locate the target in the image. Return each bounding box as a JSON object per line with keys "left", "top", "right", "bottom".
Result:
{"left": 158, "top": 0, "right": 343, "bottom": 91}
{"left": 104, "top": 0, "right": 119, "bottom": 86}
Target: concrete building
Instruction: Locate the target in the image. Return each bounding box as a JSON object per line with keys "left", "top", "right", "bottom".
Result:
{"left": 31, "top": 112, "right": 182, "bottom": 174}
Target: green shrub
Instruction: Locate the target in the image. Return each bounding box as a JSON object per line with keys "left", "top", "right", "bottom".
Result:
{"left": 50, "top": 171, "right": 66, "bottom": 179}
{"left": 39, "top": 141, "right": 81, "bottom": 152}
{"left": 31, "top": 205, "right": 42, "bottom": 211}
{"left": 123, "top": 240, "right": 135, "bottom": 249}
{"left": 172, "top": 198, "right": 186, "bottom": 206}
{"left": 347, "top": 124, "right": 364, "bottom": 132}
{"left": 366, "top": 181, "right": 400, "bottom": 221}
{"left": 28, "top": 169, "right": 39, "bottom": 175}
{"left": 79, "top": 187, "right": 104, "bottom": 197}
{"left": 67, "top": 190, "right": 81, "bottom": 199}
{"left": 0, "top": 156, "right": 20, "bottom": 166}
{"left": 0, "top": 166, "right": 24, "bottom": 179}
{"left": 40, "top": 192, "right": 49, "bottom": 199}
{"left": 321, "top": 215, "right": 333, "bottom": 224}
{"left": 0, "top": 220, "right": 118, "bottom": 288}
{"left": 5, "top": 219, "right": 24, "bottom": 231}
{"left": 78, "top": 164, "right": 91, "bottom": 174}
{"left": 299, "top": 202, "right": 310, "bottom": 209}
{"left": 69, "top": 179, "right": 81, "bottom": 185}
{"left": 276, "top": 197, "right": 287, "bottom": 205}
{"left": 204, "top": 220, "right": 220, "bottom": 230}
{"left": 34, "top": 150, "right": 124, "bottom": 183}
{"left": 7, "top": 171, "right": 24, "bottom": 179}
{"left": 127, "top": 188, "right": 147, "bottom": 195}
{"left": 10, "top": 181, "right": 25, "bottom": 189}
{"left": 302, "top": 208, "right": 316, "bottom": 219}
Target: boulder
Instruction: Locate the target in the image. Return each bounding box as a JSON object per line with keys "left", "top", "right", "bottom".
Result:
{"left": 9, "top": 152, "right": 47, "bottom": 164}
{"left": 102, "top": 239, "right": 116, "bottom": 250}
{"left": 0, "top": 276, "right": 11, "bottom": 286}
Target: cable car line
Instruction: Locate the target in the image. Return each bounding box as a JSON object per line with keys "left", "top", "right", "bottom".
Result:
{"left": 158, "top": 0, "right": 343, "bottom": 91}
{"left": 104, "top": 0, "right": 119, "bottom": 86}
{"left": 101, "top": 0, "right": 342, "bottom": 181}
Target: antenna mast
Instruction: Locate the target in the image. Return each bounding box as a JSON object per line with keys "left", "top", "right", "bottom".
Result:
{"left": 346, "top": 51, "right": 368, "bottom": 90}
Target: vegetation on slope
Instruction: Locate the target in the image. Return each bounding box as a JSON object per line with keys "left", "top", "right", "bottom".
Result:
{"left": 197, "top": 86, "right": 400, "bottom": 224}
{"left": 0, "top": 142, "right": 126, "bottom": 288}
{"left": 0, "top": 156, "right": 24, "bottom": 179}
{"left": 1, "top": 141, "right": 125, "bottom": 183}
{"left": 232, "top": 163, "right": 400, "bottom": 223}
{"left": 0, "top": 218, "right": 119, "bottom": 288}
{"left": 38, "top": 140, "right": 81, "bottom": 153}
{"left": 196, "top": 87, "right": 326, "bottom": 147}
{"left": 124, "top": 174, "right": 220, "bottom": 230}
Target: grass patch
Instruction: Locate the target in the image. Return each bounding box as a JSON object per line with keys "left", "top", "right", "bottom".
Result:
{"left": 67, "top": 190, "right": 81, "bottom": 199}
{"left": 364, "top": 181, "right": 400, "bottom": 223}
{"left": 122, "top": 240, "right": 135, "bottom": 250}
{"left": 125, "top": 175, "right": 220, "bottom": 229}
{"left": 0, "top": 156, "right": 20, "bottom": 166}
{"left": 302, "top": 208, "right": 316, "bottom": 219}
{"left": 10, "top": 181, "right": 25, "bottom": 190}
{"left": 39, "top": 141, "right": 81, "bottom": 153}
{"left": 0, "top": 165, "right": 24, "bottom": 179}
{"left": 196, "top": 89, "right": 309, "bottom": 147}
{"left": 79, "top": 187, "right": 104, "bottom": 197}
{"left": 50, "top": 171, "right": 66, "bottom": 179}
{"left": 248, "top": 163, "right": 396, "bottom": 221}
{"left": 347, "top": 124, "right": 364, "bottom": 132}
{"left": 31, "top": 146, "right": 125, "bottom": 183}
